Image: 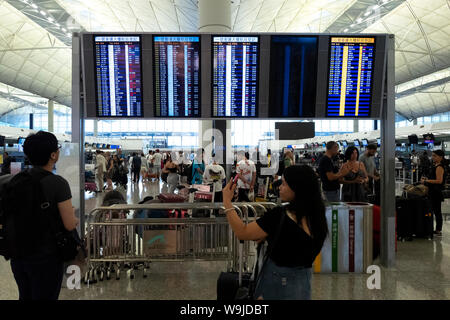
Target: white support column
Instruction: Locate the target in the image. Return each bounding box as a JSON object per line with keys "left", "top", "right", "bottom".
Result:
{"left": 198, "top": 0, "right": 231, "bottom": 32}
{"left": 380, "top": 35, "right": 396, "bottom": 268}
{"left": 199, "top": 120, "right": 213, "bottom": 150}
{"left": 48, "top": 99, "right": 54, "bottom": 133}
{"left": 198, "top": 0, "right": 232, "bottom": 172}
{"left": 94, "top": 120, "right": 98, "bottom": 137}
{"left": 353, "top": 119, "right": 359, "bottom": 133}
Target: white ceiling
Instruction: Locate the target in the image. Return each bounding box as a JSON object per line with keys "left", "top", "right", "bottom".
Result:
{"left": 0, "top": 0, "right": 448, "bottom": 119}
{"left": 0, "top": 1, "right": 72, "bottom": 107}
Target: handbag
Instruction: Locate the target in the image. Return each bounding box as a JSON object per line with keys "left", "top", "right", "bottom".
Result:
{"left": 54, "top": 228, "right": 85, "bottom": 262}
{"left": 235, "top": 208, "right": 286, "bottom": 300}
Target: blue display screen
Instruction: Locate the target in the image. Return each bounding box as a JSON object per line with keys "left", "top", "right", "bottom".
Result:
{"left": 94, "top": 36, "right": 143, "bottom": 117}
{"left": 326, "top": 37, "right": 375, "bottom": 117}
{"left": 269, "top": 36, "right": 317, "bottom": 117}
{"left": 354, "top": 140, "right": 360, "bottom": 147}
{"left": 153, "top": 36, "right": 201, "bottom": 117}
{"left": 212, "top": 36, "right": 259, "bottom": 117}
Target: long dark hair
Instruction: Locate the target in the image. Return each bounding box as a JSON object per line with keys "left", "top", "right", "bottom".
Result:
{"left": 283, "top": 165, "right": 328, "bottom": 244}
{"left": 432, "top": 150, "right": 448, "bottom": 166}
{"left": 344, "top": 146, "right": 359, "bottom": 162}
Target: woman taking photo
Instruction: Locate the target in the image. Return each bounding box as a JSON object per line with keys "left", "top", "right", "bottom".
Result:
{"left": 340, "top": 146, "right": 369, "bottom": 202}
{"left": 421, "top": 150, "right": 446, "bottom": 237}
{"left": 222, "top": 165, "right": 328, "bottom": 300}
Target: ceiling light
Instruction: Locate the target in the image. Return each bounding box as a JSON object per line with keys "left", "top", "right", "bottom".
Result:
{"left": 47, "top": 17, "right": 54, "bottom": 22}
{"left": 356, "top": 18, "right": 363, "bottom": 23}
{"left": 67, "top": 33, "right": 72, "bottom": 37}
{"left": 62, "top": 28, "right": 67, "bottom": 32}
{"left": 40, "top": 10, "right": 46, "bottom": 16}
{"left": 372, "top": 5, "right": 380, "bottom": 10}
{"left": 344, "top": 28, "right": 349, "bottom": 32}
{"left": 55, "top": 23, "right": 60, "bottom": 27}
{"left": 350, "top": 24, "right": 355, "bottom": 27}
{"left": 364, "top": 11, "right": 371, "bottom": 17}
{"left": 31, "top": 3, "right": 38, "bottom": 9}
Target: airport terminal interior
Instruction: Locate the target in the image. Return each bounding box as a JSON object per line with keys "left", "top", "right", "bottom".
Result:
{"left": 0, "top": 0, "right": 449, "bottom": 300}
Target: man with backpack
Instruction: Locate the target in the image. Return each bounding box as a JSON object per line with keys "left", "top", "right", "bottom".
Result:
{"left": 0, "top": 131, "right": 78, "bottom": 300}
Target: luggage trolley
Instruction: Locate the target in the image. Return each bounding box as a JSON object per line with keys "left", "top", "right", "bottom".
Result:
{"left": 84, "top": 202, "right": 276, "bottom": 285}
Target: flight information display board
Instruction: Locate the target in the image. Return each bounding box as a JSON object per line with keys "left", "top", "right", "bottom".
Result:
{"left": 269, "top": 36, "right": 318, "bottom": 117}
{"left": 212, "top": 36, "right": 259, "bottom": 117}
{"left": 326, "top": 37, "right": 375, "bottom": 117}
{"left": 153, "top": 36, "right": 201, "bottom": 117}
{"left": 94, "top": 36, "right": 143, "bottom": 117}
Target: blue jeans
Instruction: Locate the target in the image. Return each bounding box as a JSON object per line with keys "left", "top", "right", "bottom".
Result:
{"left": 254, "top": 258, "right": 312, "bottom": 300}
{"left": 323, "top": 190, "right": 340, "bottom": 202}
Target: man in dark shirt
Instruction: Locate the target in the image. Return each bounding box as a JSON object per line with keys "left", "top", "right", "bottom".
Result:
{"left": 318, "top": 141, "right": 350, "bottom": 202}
{"left": 9, "top": 131, "right": 78, "bottom": 300}
{"left": 131, "top": 152, "right": 142, "bottom": 183}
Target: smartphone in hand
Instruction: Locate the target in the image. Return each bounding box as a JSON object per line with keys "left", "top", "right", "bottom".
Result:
{"left": 233, "top": 175, "right": 239, "bottom": 185}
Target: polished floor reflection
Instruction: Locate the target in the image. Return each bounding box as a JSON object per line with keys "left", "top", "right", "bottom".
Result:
{"left": 0, "top": 177, "right": 449, "bottom": 300}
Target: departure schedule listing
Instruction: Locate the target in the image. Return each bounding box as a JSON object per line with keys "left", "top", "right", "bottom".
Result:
{"left": 326, "top": 37, "right": 375, "bottom": 117}
{"left": 154, "top": 36, "right": 200, "bottom": 117}
{"left": 213, "top": 36, "right": 258, "bottom": 117}
{"left": 95, "top": 36, "right": 142, "bottom": 117}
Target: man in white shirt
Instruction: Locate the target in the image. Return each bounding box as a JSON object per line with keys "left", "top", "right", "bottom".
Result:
{"left": 203, "top": 156, "right": 226, "bottom": 202}
{"left": 152, "top": 149, "right": 163, "bottom": 179}
{"left": 175, "top": 151, "right": 192, "bottom": 184}
{"left": 236, "top": 151, "right": 256, "bottom": 202}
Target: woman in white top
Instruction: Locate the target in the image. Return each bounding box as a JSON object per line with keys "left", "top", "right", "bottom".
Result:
{"left": 140, "top": 153, "right": 149, "bottom": 182}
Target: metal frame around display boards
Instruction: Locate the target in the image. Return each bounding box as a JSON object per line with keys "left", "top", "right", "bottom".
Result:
{"left": 71, "top": 33, "right": 396, "bottom": 268}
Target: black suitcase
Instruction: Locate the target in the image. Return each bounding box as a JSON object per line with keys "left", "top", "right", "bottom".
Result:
{"left": 396, "top": 197, "right": 414, "bottom": 241}
{"left": 217, "top": 239, "right": 252, "bottom": 300}
{"left": 217, "top": 271, "right": 252, "bottom": 300}
{"left": 396, "top": 196, "right": 433, "bottom": 241}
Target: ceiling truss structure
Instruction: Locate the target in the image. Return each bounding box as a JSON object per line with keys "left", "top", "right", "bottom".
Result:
{"left": 0, "top": 0, "right": 448, "bottom": 120}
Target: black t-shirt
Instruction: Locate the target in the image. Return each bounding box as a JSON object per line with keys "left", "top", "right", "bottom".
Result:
{"left": 318, "top": 155, "right": 339, "bottom": 191}
{"left": 1, "top": 157, "right": 12, "bottom": 174}
{"left": 256, "top": 206, "right": 323, "bottom": 268}
{"left": 31, "top": 167, "right": 73, "bottom": 257}
{"left": 132, "top": 156, "right": 141, "bottom": 169}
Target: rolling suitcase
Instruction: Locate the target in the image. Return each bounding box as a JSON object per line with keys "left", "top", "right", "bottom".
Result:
{"left": 217, "top": 239, "right": 252, "bottom": 300}
{"left": 396, "top": 196, "right": 414, "bottom": 241}
{"left": 396, "top": 196, "right": 433, "bottom": 241}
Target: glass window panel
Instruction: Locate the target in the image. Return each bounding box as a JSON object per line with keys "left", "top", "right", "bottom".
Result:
{"left": 155, "top": 120, "right": 164, "bottom": 131}
{"left": 147, "top": 120, "right": 156, "bottom": 131}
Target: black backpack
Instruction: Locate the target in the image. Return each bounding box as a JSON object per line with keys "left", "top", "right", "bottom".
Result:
{"left": 0, "top": 170, "right": 57, "bottom": 260}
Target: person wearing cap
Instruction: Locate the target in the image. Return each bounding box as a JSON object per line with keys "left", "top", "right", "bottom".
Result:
{"left": 222, "top": 165, "right": 328, "bottom": 300}
{"left": 9, "top": 131, "right": 78, "bottom": 300}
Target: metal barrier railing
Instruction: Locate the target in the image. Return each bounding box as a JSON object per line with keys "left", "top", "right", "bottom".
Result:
{"left": 84, "top": 202, "right": 277, "bottom": 284}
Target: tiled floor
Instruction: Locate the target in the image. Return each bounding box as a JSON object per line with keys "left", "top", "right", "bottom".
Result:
{"left": 1, "top": 177, "right": 449, "bottom": 300}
